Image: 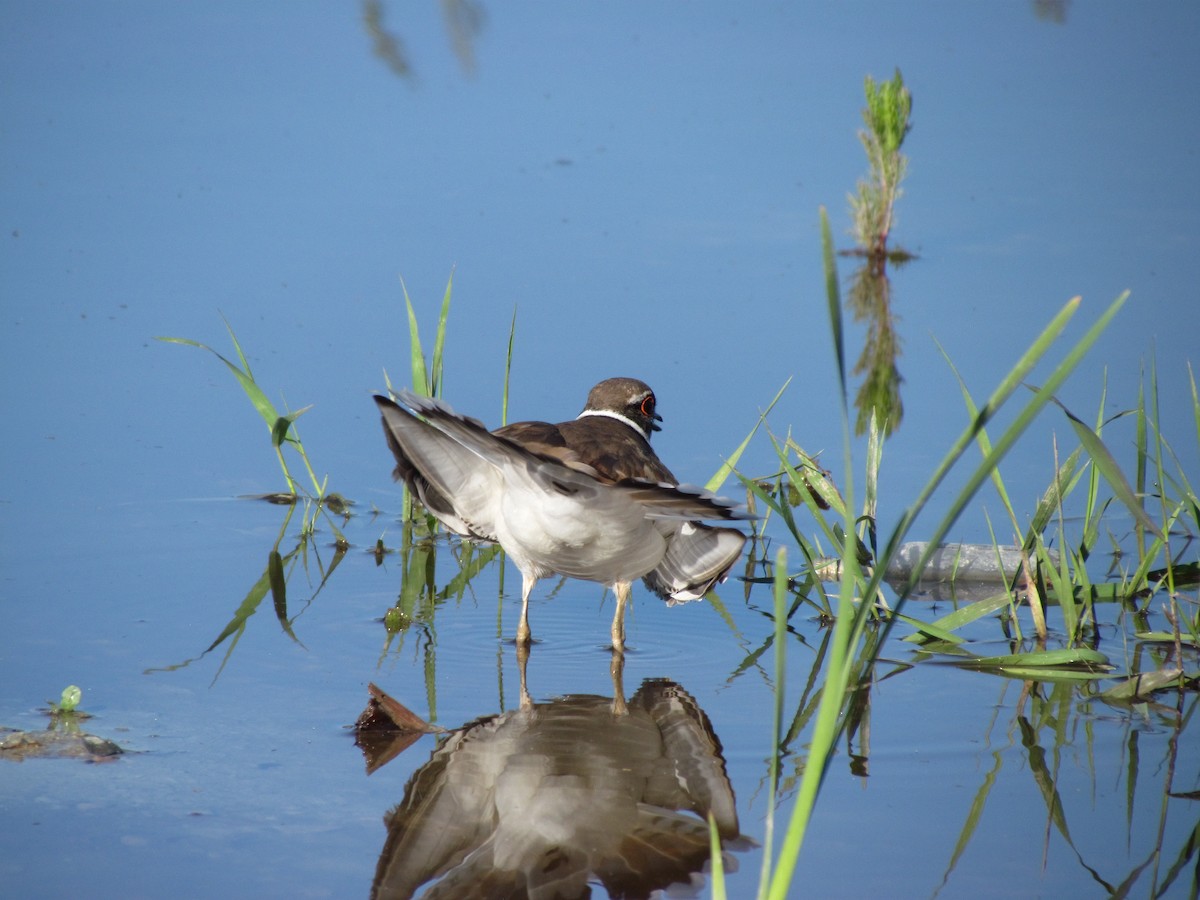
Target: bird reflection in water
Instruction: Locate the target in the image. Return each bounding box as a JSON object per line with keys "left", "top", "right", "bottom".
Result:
{"left": 355, "top": 651, "right": 747, "bottom": 899}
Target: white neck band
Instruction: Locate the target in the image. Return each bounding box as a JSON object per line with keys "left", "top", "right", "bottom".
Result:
{"left": 577, "top": 409, "right": 650, "bottom": 441}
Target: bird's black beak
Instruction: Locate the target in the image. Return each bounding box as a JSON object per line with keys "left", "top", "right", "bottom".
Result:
{"left": 650, "top": 413, "right": 663, "bottom": 432}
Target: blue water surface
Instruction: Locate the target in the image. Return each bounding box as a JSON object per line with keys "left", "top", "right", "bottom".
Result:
{"left": 2, "top": 3, "right": 1198, "bottom": 898}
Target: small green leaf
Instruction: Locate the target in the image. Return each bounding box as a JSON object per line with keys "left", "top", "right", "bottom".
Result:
{"left": 59, "top": 685, "right": 82, "bottom": 712}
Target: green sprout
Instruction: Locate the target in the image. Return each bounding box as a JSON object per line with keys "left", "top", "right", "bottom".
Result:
{"left": 55, "top": 685, "right": 82, "bottom": 713}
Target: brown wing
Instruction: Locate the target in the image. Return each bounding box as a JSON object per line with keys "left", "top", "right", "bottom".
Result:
{"left": 495, "top": 417, "right": 676, "bottom": 484}
{"left": 555, "top": 416, "right": 677, "bottom": 484}
{"left": 493, "top": 420, "right": 598, "bottom": 478}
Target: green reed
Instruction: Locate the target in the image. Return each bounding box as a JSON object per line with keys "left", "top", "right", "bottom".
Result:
{"left": 378, "top": 271, "right": 525, "bottom": 711}
{"left": 717, "top": 208, "right": 1150, "bottom": 899}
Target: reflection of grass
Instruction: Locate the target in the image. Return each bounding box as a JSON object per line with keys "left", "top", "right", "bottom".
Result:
{"left": 929, "top": 674, "right": 1197, "bottom": 896}
{"left": 145, "top": 501, "right": 346, "bottom": 683}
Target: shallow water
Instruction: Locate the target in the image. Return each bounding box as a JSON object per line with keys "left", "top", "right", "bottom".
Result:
{"left": 2, "top": 494, "right": 1195, "bottom": 897}
{"left": 3, "top": 3, "right": 1199, "bottom": 897}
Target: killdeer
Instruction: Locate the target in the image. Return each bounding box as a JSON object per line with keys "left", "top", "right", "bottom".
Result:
{"left": 374, "top": 378, "right": 748, "bottom": 651}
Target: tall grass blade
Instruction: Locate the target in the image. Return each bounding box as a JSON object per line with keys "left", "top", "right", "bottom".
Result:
{"left": 156, "top": 325, "right": 315, "bottom": 494}
{"left": 502, "top": 306, "right": 517, "bottom": 425}
{"left": 1052, "top": 397, "right": 1163, "bottom": 539}
{"left": 878, "top": 296, "right": 1082, "bottom": 569}
{"left": 764, "top": 214, "right": 858, "bottom": 900}
{"left": 430, "top": 270, "right": 454, "bottom": 397}
{"left": 708, "top": 378, "right": 791, "bottom": 494}
{"left": 156, "top": 335, "right": 280, "bottom": 431}
{"left": 820, "top": 206, "right": 847, "bottom": 397}
{"left": 402, "top": 278, "right": 430, "bottom": 396}
{"left": 756, "top": 547, "right": 788, "bottom": 897}
{"left": 1189, "top": 361, "right": 1200, "bottom": 451}
{"left": 882, "top": 292, "right": 1129, "bottom": 612}
{"left": 708, "top": 812, "right": 727, "bottom": 900}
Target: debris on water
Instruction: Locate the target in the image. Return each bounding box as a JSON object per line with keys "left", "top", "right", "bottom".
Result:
{"left": 887, "top": 542, "right": 1054, "bottom": 583}
{"left": 0, "top": 726, "right": 124, "bottom": 762}
{"left": 812, "top": 542, "right": 1064, "bottom": 601}
{"left": 354, "top": 682, "right": 445, "bottom": 774}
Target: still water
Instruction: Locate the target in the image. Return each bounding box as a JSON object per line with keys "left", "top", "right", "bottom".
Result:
{"left": 3, "top": 3, "right": 1198, "bottom": 897}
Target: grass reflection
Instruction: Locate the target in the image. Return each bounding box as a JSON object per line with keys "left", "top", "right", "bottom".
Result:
{"left": 145, "top": 500, "right": 347, "bottom": 683}
{"left": 932, "top": 677, "right": 1199, "bottom": 897}
{"left": 377, "top": 518, "right": 503, "bottom": 722}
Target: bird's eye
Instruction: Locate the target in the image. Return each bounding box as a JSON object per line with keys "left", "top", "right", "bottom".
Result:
{"left": 640, "top": 396, "right": 655, "bottom": 417}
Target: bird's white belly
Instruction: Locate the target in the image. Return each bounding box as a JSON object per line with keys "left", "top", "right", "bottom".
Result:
{"left": 497, "top": 489, "right": 665, "bottom": 584}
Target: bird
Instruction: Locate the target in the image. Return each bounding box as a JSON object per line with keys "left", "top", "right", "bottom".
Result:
{"left": 374, "top": 378, "right": 747, "bottom": 651}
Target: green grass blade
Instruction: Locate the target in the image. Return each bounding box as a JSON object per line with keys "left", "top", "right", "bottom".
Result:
{"left": 220, "top": 313, "right": 255, "bottom": 381}
{"left": 1053, "top": 397, "right": 1163, "bottom": 540}
{"left": 270, "top": 407, "right": 311, "bottom": 449}
{"left": 709, "top": 812, "right": 727, "bottom": 900}
{"left": 881, "top": 292, "right": 1128, "bottom": 610}
{"left": 1190, "top": 361, "right": 1200, "bottom": 453}
{"left": 899, "top": 591, "right": 1015, "bottom": 642}
{"left": 936, "top": 337, "right": 1020, "bottom": 531}
{"left": 431, "top": 270, "right": 453, "bottom": 397}
{"left": 766, "top": 224, "right": 856, "bottom": 899}
{"left": 890, "top": 609, "right": 965, "bottom": 644}
{"left": 819, "top": 207, "right": 847, "bottom": 398}
{"left": 157, "top": 327, "right": 303, "bottom": 493}
{"left": 757, "top": 547, "right": 788, "bottom": 897}
{"left": 156, "top": 335, "right": 281, "bottom": 429}
{"left": 867, "top": 296, "right": 1085, "bottom": 605}
{"left": 502, "top": 306, "right": 517, "bottom": 425}
{"left": 963, "top": 647, "right": 1110, "bottom": 668}
{"left": 1100, "top": 668, "right": 1184, "bottom": 700}
{"left": 708, "top": 377, "right": 791, "bottom": 493}
{"left": 402, "top": 278, "right": 429, "bottom": 395}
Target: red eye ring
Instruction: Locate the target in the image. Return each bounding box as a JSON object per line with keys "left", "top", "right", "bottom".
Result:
{"left": 640, "top": 396, "right": 655, "bottom": 417}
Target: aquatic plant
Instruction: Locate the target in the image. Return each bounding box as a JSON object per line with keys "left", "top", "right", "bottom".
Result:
{"left": 145, "top": 502, "right": 347, "bottom": 684}
{"left": 156, "top": 317, "right": 349, "bottom": 541}
{"left": 50, "top": 685, "right": 82, "bottom": 714}
{"left": 849, "top": 69, "right": 912, "bottom": 261}
{"left": 844, "top": 69, "right": 915, "bottom": 439}
{"left": 717, "top": 208, "right": 1196, "bottom": 899}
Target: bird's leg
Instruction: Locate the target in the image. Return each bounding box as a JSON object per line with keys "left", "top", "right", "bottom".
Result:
{"left": 516, "top": 638, "right": 533, "bottom": 711}
{"left": 516, "top": 576, "right": 534, "bottom": 646}
{"left": 611, "top": 581, "right": 632, "bottom": 652}
{"left": 609, "top": 645, "right": 628, "bottom": 717}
